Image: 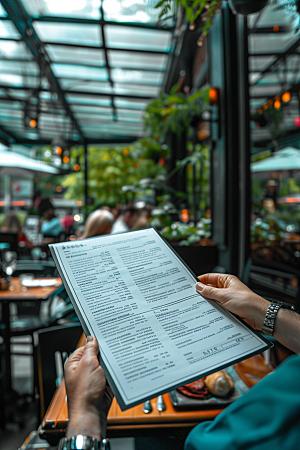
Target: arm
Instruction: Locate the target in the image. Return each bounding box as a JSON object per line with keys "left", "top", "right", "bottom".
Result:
{"left": 196, "top": 274, "right": 300, "bottom": 354}
{"left": 64, "top": 336, "right": 114, "bottom": 441}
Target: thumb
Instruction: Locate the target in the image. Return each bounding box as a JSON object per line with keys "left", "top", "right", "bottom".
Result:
{"left": 195, "top": 282, "right": 224, "bottom": 302}
{"left": 83, "top": 336, "right": 99, "bottom": 357}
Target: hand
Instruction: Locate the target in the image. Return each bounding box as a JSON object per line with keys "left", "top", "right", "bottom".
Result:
{"left": 64, "top": 336, "right": 114, "bottom": 440}
{"left": 195, "top": 273, "right": 269, "bottom": 330}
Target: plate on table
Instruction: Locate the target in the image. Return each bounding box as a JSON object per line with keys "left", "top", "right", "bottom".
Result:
{"left": 21, "top": 279, "right": 59, "bottom": 288}
{"left": 169, "top": 365, "right": 250, "bottom": 409}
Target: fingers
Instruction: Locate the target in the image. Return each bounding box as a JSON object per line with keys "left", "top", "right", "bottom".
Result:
{"left": 195, "top": 282, "right": 224, "bottom": 302}
{"left": 198, "top": 273, "right": 230, "bottom": 287}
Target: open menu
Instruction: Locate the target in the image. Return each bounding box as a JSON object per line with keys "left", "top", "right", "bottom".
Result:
{"left": 50, "top": 228, "right": 270, "bottom": 411}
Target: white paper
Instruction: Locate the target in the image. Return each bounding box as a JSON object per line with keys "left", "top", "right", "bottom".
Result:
{"left": 50, "top": 228, "right": 268, "bottom": 409}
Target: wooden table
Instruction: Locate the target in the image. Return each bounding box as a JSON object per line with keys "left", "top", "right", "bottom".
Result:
{"left": 0, "top": 277, "right": 62, "bottom": 425}
{"left": 39, "top": 334, "right": 272, "bottom": 446}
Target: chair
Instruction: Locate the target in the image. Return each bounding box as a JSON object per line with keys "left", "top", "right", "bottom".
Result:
{"left": 13, "top": 260, "right": 59, "bottom": 278}
{"left": 242, "top": 257, "right": 300, "bottom": 365}
{"left": 2, "top": 283, "right": 78, "bottom": 402}
{"left": 242, "top": 257, "right": 300, "bottom": 311}
{"left": 36, "top": 323, "right": 83, "bottom": 420}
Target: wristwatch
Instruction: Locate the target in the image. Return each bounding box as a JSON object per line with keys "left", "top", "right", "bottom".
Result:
{"left": 262, "top": 301, "right": 283, "bottom": 335}
{"left": 58, "top": 436, "right": 111, "bottom": 450}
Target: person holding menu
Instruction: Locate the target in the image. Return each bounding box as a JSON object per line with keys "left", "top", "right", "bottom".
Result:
{"left": 57, "top": 274, "right": 300, "bottom": 450}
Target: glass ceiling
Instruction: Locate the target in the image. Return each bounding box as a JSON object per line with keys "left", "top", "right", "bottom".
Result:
{"left": 0, "top": 0, "right": 174, "bottom": 145}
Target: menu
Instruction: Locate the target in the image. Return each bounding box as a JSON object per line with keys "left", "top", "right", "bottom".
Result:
{"left": 50, "top": 228, "right": 270, "bottom": 410}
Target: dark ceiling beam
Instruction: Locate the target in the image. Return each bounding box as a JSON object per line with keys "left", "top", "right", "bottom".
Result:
{"left": 0, "top": 84, "right": 153, "bottom": 100}
{"left": 252, "top": 38, "right": 300, "bottom": 86}
{"left": 0, "top": 57, "right": 166, "bottom": 72}
{"left": 1, "top": 0, "right": 85, "bottom": 143}
{"left": 249, "top": 52, "right": 300, "bottom": 57}
{"left": 30, "top": 15, "right": 175, "bottom": 31}
{"left": 0, "top": 123, "right": 18, "bottom": 146}
{"left": 13, "top": 136, "right": 138, "bottom": 146}
{"left": 42, "top": 41, "right": 171, "bottom": 54}
{"left": 248, "top": 26, "right": 290, "bottom": 34}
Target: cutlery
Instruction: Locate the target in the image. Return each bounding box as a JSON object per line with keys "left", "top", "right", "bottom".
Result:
{"left": 156, "top": 395, "right": 166, "bottom": 412}
{"left": 142, "top": 399, "right": 153, "bottom": 414}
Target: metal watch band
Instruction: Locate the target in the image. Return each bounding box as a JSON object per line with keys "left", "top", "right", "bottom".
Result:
{"left": 262, "top": 301, "right": 283, "bottom": 335}
{"left": 57, "top": 436, "right": 99, "bottom": 450}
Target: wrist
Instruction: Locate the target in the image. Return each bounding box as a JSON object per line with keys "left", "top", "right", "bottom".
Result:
{"left": 251, "top": 295, "right": 269, "bottom": 330}
{"left": 67, "top": 410, "right": 101, "bottom": 441}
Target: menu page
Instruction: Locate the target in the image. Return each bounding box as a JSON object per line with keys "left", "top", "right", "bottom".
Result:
{"left": 50, "top": 228, "right": 269, "bottom": 410}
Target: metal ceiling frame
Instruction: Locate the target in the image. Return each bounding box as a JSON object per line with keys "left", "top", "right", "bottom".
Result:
{"left": 0, "top": 0, "right": 174, "bottom": 146}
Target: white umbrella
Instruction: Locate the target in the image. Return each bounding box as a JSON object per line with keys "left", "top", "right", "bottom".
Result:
{"left": 0, "top": 148, "right": 59, "bottom": 177}
{"left": 251, "top": 147, "right": 300, "bottom": 174}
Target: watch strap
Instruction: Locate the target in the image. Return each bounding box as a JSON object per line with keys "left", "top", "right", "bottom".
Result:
{"left": 262, "top": 301, "right": 283, "bottom": 335}
{"left": 57, "top": 436, "right": 99, "bottom": 450}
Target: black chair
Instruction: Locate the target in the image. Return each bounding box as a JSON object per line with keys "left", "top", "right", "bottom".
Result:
{"left": 242, "top": 257, "right": 300, "bottom": 365}
{"left": 0, "top": 231, "right": 19, "bottom": 254}
{"left": 36, "top": 323, "right": 83, "bottom": 420}
{"left": 2, "top": 283, "right": 78, "bottom": 402}
{"left": 13, "top": 260, "right": 59, "bottom": 278}
{"left": 243, "top": 257, "right": 300, "bottom": 311}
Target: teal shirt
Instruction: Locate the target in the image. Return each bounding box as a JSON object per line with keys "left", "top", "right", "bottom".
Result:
{"left": 185, "top": 355, "right": 300, "bottom": 450}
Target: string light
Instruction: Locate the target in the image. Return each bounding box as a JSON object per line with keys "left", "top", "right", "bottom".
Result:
{"left": 29, "top": 119, "right": 37, "bottom": 128}
{"left": 274, "top": 100, "right": 281, "bottom": 109}
{"left": 282, "top": 92, "right": 291, "bottom": 102}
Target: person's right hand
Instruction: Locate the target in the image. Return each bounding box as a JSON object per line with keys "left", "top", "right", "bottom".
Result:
{"left": 195, "top": 274, "right": 269, "bottom": 330}
{"left": 64, "top": 336, "right": 114, "bottom": 441}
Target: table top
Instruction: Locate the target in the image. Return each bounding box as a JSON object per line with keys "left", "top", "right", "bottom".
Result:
{"left": 0, "top": 277, "right": 62, "bottom": 301}
{"left": 39, "top": 334, "right": 272, "bottom": 442}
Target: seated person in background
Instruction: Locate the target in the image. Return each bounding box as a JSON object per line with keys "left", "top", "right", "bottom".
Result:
{"left": 111, "top": 204, "right": 138, "bottom": 234}
{"left": 1, "top": 214, "right": 33, "bottom": 249}
{"left": 80, "top": 210, "right": 114, "bottom": 239}
{"left": 38, "top": 198, "right": 63, "bottom": 239}
{"left": 62, "top": 212, "right": 75, "bottom": 234}
{"left": 131, "top": 204, "right": 152, "bottom": 231}
{"left": 61, "top": 274, "right": 300, "bottom": 450}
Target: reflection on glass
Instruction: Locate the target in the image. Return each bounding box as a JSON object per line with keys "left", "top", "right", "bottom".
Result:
{"left": 0, "top": 41, "right": 32, "bottom": 59}
{"left": 33, "top": 22, "right": 102, "bottom": 45}
{"left": 46, "top": 45, "right": 105, "bottom": 66}
{"left": 22, "top": 0, "right": 101, "bottom": 19}
{"left": 106, "top": 26, "right": 172, "bottom": 51}
{"left": 0, "top": 20, "right": 20, "bottom": 39}
{"left": 103, "top": 0, "right": 163, "bottom": 24}
{"left": 108, "top": 50, "right": 167, "bottom": 70}
{"left": 52, "top": 63, "right": 108, "bottom": 81}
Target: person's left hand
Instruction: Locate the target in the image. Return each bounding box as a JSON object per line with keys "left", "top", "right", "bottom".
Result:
{"left": 64, "top": 336, "right": 114, "bottom": 440}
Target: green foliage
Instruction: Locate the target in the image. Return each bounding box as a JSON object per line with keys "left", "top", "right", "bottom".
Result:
{"left": 155, "top": 0, "right": 222, "bottom": 33}
{"left": 62, "top": 143, "right": 166, "bottom": 206}
{"left": 144, "top": 86, "right": 210, "bottom": 142}
{"left": 149, "top": 202, "right": 211, "bottom": 246}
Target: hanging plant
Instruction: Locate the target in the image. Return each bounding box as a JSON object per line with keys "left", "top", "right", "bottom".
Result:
{"left": 275, "top": 0, "right": 300, "bottom": 31}
{"left": 155, "top": 0, "right": 223, "bottom": 37}
{"left": 144, "top": 85, "right": 210, "bottom": 142}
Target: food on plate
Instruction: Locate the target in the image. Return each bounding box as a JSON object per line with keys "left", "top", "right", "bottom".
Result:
{"left": 204, "top": 371, "right": 233, "bottom": 397}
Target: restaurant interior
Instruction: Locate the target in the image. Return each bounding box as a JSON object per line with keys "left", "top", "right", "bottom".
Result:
{"left": 0, "top": 0, "right": 300, "bottom": 449}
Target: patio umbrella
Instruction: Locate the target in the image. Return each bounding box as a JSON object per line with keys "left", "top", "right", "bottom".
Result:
{"left": 0, "top": 148, "right": 59, "bottom": 178}
{"left": 251, "top": 147, "right": 300, "bottom": 174}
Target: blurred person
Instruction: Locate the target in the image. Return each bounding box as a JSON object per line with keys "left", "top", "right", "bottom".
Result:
{"left": 80, "top": 210, "right": 114, "bottom": 239}
{"left": 38, "top": 198, "right": 63, "bottom": 238}
{"left": 1, "top": 214, "right": 33, "bottom": 249}
{"left": 131, "top": 204, "right": 152, "bottom": 230}
{"left": 62, "top": 212, "right": 75, "bottom": 234}
{"left": 111, "top": 205, "right": 138, "bottom": 234}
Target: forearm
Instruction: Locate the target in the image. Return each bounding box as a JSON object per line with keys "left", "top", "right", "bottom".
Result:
{"left": 273, "top": 309, "right": 300, "bottom": 354}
